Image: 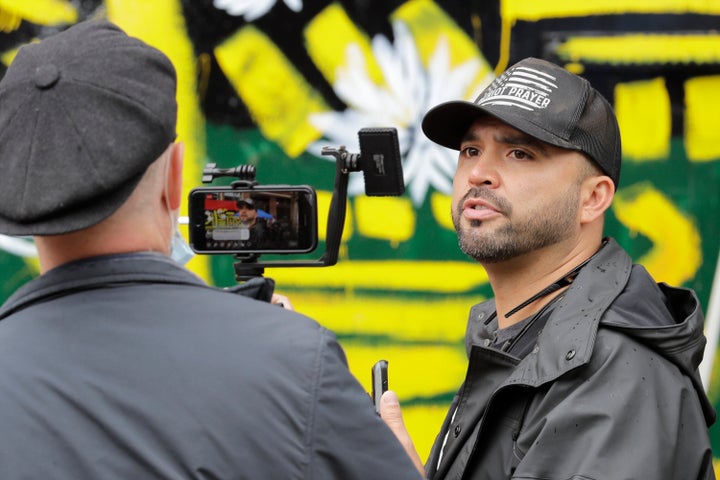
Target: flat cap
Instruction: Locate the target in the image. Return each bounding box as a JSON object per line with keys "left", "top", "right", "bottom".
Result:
{"left": 0, "top": 20, "right": 177, "bottom": 235}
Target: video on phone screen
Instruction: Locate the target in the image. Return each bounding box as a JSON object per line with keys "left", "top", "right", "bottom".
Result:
{"left": 191, "top": 189, "right": 316, "bottom": 253}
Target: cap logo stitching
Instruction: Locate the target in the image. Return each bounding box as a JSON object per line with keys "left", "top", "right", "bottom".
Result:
{"left": 477, "top": 66, "right": 557, "bottom": 112}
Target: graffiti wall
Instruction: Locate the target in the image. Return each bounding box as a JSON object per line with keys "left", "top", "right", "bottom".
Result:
{"left": 1, "top": 0, "right": 719, "bottom": 464}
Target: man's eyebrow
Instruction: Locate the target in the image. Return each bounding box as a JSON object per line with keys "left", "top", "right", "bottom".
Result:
{"left": 493, "top": 132, "right": 550, "bottom": 156}
{"left": 460, "top": 129, "right": 551, "bottom": 156}
{"left": 460, "top": 130, "right": 479, "bottom": 145}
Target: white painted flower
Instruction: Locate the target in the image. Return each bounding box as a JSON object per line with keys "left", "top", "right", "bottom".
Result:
{"left": 213, "top": 0, "right": 302, "bottom": 21}
{"left": 0, "top": 235, "right": 37, "bottom": 258}
{"left": 309, "top": 20, "right": 492, "bottom": 206}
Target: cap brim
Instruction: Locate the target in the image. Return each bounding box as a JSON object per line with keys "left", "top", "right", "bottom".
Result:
{"left": 421, "top": 100, "right": 581, "bottom": 154}
{"left": 0, "top": 171, "right": 143, "bottom": 236}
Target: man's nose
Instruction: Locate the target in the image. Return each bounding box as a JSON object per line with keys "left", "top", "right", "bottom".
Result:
{"left": 467, "top": 152, "right": 500, "bottom": 187}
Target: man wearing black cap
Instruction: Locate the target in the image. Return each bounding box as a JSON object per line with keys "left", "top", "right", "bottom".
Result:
{"left": 379, "top": 58, "right": 715, "bottom": 479}
{"left": 0, "top": 20, "right": 422, "bottom": 479}
{"left": 236, "top": 197, "right": 268, "bottom": 248}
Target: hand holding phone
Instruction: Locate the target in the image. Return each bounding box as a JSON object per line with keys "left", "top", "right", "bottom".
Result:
{"left": 372, "top": 359, "right": 388, "bottom": 415}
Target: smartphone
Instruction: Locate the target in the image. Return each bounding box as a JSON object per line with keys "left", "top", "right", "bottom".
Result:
{"left": 372, "top": 359, "right": 389, "bottom": 415}
{"left": 188, "top": 185, "right": 318, "bottom": 254}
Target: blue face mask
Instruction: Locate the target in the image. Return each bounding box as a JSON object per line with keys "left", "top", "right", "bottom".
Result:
{"left": 169, "top": 224, "right": 194, "bottom": 265}
{"left": 162, "top": 147, "right": 194, "bottom": 265}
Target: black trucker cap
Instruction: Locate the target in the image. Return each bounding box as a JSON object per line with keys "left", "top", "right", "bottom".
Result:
{"left": 422, "top": 57, "right": 621, "bottom": 188}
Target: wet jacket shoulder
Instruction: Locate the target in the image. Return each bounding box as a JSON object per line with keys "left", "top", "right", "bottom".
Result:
{"left": 0, "top": 253, "right": 421, "bottom": 480}
{"left": 430, "top": 239, "right": 715, "bottom": 480}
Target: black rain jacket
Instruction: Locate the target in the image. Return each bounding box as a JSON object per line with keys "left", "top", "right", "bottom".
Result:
{"left": 427, "top": 238, "right": 716, "bottom": 480}
{"left": 0, "top": 253, "right": 422, "bottom": 480}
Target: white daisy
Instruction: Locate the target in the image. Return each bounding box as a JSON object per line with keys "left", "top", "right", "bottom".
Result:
{"left": 213, "top": 0, "right": 302, "bottom": 21}
{"left": 310, "top": 20, "right": 491, "bottom": 206}
{"left": 0, "top": 235, "right": 37, "bottom": 258}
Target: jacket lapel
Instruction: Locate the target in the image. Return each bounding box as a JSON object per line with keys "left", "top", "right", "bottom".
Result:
{"left": 432, "top": 346, "right": 519, "bottom": 478}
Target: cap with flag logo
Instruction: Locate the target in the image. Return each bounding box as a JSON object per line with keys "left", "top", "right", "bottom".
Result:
{"left": 422, "top": 57, "right": 621, "bottom": 188}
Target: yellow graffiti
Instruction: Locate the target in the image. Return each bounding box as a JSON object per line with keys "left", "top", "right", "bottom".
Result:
{"left": 431, "top": 192, "right": 454, "bottom": 231}
{"left": 0, "top": 0, "right": 76, "bottom": 29}
{"left": 0, "top": 44, "right": 19, "bottom": 66}
{"left": 685, "top": 75, "right": 720, "bottom": 162}
{"left": 352, "top": 344, "right": 464, "bottom": 405}
{"left": 555, "top": 33, "right": 720, "bottom": 65}
{"left": 355, "top": 196, "right": 415, "bottom": 243}
{"left": 0, "top": 0, "right": 78, "bottom": 59}
{"left": 502, "top": 0, "right": 720, "bottom": 20}
{"left": 710, "top": 353, "right": 720, "bottom": 404}
{"left": 349, "top": 343, "right": 465, "bottom": 458}
{"left": 496, "top": 1, "right": 720, "bottom": 72}
{"left": 393, "top": 0, "right": 494, "bottom": 97}
{"left": 270, "top": 259, "right": 489, "bottom": 292}
{"left": 296, "top": 292, "right": 472, "bottom": 342}
{"left": 612, "top": 182, "right": 702, "bottom": 285}
{"left": 305, "top": 0, "right": 494, "bottom": 103}
{"left": 305, "top": 3, "right": 383, "bottom": 85}
{"left": 615, "top": 78, "right": 671, "bottom": 161}
{"left": 317, "top": 190, "right": 353, "bottom": 241}
{"left": 214, "top": 25, "right": 328, "bottom": 158}
{"left": 286, "top": 291, "right": 475, "bottom": 459}
{"left": 0, "top": 7, "right": 20, "bottom": 33}
{"left": 106, "top": 0, "right": 211, "bottom": 281}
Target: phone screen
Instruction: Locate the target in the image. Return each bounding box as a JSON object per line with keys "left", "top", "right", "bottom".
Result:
{"left": 188, "top": 186, "right": 318, "bottom": 254}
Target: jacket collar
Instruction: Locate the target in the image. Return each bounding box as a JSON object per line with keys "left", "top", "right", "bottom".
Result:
{"left": 0, "top": 253, "right": 205, "bottom": 320}
{"left": 466, "top": 238, "right": 633, "bottom": 385}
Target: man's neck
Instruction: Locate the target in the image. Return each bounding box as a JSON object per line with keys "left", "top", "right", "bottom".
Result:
{"left": 34, "top": 222, "right": 170, "bottom": 274}
{"left": 484, "top": 240, "right": 602, "bottom": 329}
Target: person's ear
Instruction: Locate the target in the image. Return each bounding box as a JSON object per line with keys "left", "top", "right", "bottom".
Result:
{"left": 579, "top": 175, "right": 614, "bottom": 225}
{"left": 166, "top": 142, "right": 184, "bottom": 211}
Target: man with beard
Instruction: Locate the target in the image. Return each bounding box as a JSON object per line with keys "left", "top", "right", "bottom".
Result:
{"left": 379, "top": 58, "right": 716, "bottom": 479}
{"left": 236, "top": 197, "right": 268, "bottom": 248}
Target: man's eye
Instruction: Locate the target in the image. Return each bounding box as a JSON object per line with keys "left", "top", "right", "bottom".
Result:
{"left": 461, "top": 146, "right": 479, "bottom": 157}
{"left": 511, "top": 149, "right": 531, "bottom": 159}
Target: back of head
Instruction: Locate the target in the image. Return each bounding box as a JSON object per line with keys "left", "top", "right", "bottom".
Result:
{"left": 0, "top": 20, "right": 178, "bottom": 236}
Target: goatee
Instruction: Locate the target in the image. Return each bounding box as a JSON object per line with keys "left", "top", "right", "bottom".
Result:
{"left": 452, "top": 187, "right": 578, "bottom": 263}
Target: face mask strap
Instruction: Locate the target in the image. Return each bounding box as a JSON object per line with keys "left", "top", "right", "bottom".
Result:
{"left": 162, "top": 146, "right": 194, "bottom": 265}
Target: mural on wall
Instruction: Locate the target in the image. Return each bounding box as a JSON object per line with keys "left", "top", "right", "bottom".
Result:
{"left": 0, "top": 0, "right": 719, "bottom": 463}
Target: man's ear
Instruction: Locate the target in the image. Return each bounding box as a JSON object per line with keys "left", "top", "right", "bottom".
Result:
{"left": 166, "top": 142, "right": 184, "bottom": 211}
{"left": 579, "top": 175, "right": 614, "bottom": 225}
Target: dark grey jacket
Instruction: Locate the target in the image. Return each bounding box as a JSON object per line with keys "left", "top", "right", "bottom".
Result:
{"left": 0, "top": 253, "right": 421, "bottom": 479}
{"left": 427, "top": 239, "right": 716, "bottom": 480}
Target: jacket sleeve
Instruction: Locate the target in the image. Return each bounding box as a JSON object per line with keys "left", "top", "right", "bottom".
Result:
{"left": 512, "top": 329, "right": 715, "bottom": 480}
{"left": 304, "top": 327, "right": 423, "bottom": 480}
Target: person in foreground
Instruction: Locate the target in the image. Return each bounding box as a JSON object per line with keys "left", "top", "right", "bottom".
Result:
{"left": 0, "top": 20, "right": 422, "bottom": 479}
{"left": 379, "top": 57, "right": 716, "bottom": 479}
